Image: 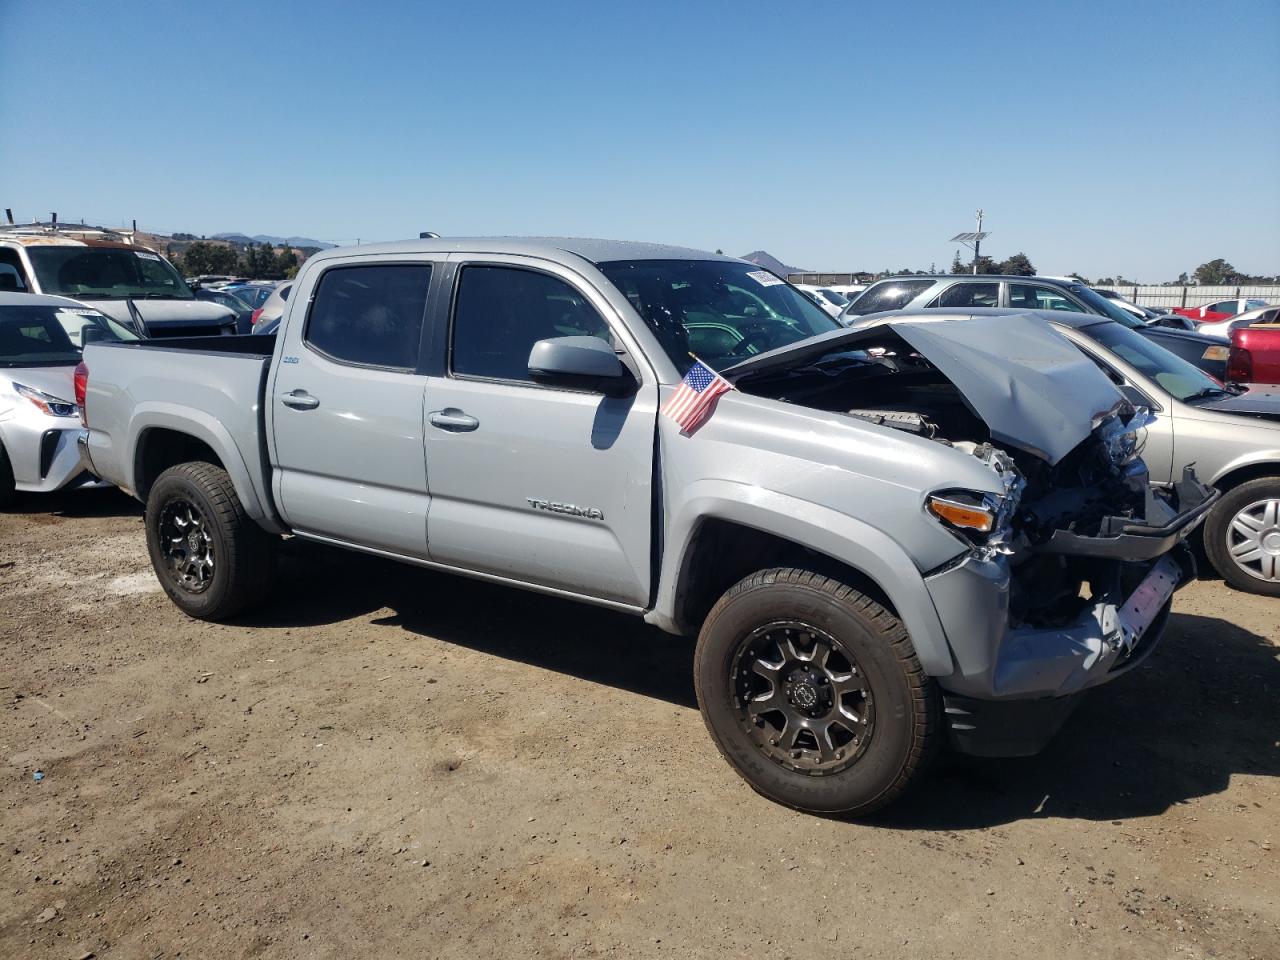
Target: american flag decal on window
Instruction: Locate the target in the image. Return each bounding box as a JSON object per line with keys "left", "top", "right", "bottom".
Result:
{"left": 660, "top": 358, "right": 735, "bottom": 434}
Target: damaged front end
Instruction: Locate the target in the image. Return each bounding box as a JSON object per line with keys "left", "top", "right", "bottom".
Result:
{"left": 730, "top": 314, "right": 1218, "bottom": 756}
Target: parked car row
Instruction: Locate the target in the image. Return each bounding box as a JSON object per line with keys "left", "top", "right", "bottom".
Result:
{"left": 840, "top": 273, "right": 1274, "bottom": 384}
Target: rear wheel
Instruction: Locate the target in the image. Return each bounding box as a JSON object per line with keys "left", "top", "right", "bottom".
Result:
{"left": 694, "top": 568, "right": 939, "bottom": 816}
{"left": 0, "top": 442, "right": 15, "bottom": 509}
{"left": 145, "top": 462, "right": 275, "bottom": 619}
{"left": 1204, "top": 477, "right": 1280, "bottom": 597}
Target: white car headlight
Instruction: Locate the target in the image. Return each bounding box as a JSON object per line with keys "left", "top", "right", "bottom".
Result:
{"left": 14, "top": 383, "right": 79, "bottom": 418}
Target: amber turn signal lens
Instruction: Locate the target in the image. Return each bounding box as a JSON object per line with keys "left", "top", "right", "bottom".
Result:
{"left": 927, "top": 496, "right": 995, "bottom": 533}
{"left": 1201, "top": 345, "right": 1230, "bottom": 362}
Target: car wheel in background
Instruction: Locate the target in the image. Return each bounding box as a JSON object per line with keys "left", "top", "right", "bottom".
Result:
{"left": 1204, "top": 477, "right": 1280, "bottom": 597}
{"left": 694, "top": 568, "right": 939, "bottom": 816}
{"left": 145, "top": 462, "right": 275, "bottom": 620}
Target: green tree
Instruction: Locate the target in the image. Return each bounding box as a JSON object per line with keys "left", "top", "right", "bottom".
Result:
{"left": 275, "top": 247, "right": 298, "bottom": 278}
{"left": 950, "top": 251, "right": 966, "bottom": 274}
{"left": 213, "top": 245, "right": 238, "bottom": 274}
{"left": 997, "top": 252, "right": 1036, "bottom": 276}
{"left": 257, "top": 243, "right": 278, "bottom": 279}
{"left": 969, "top": 255, "right": 999, "bottom": 274}
{"left": 176, "top": 241, "right": 237, "bottom": 276}
{"left": 1193, "top": 259, "right": 1238, "bottom": 285}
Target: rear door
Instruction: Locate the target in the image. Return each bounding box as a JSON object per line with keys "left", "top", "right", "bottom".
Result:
{"left": 267, "top": 256, "right": 440, "bottom": 558}
{"left": 421, "top": 255, "right": 658, "bottom": 607}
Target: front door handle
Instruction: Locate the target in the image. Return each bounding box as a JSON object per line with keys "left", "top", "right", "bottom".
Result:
{"left": 280, "top": 389, "right": 320, "bottom": 410}
{"left": 429, "top": 408, "right": 479, "bottom": 432}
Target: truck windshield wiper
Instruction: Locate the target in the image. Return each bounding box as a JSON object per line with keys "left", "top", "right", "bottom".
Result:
{"left": 1183, "top": 386, "right": 1237, "bottom": 402}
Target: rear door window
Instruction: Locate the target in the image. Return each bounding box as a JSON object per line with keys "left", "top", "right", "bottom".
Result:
{"left": 928, "top": 281, "right": 1000, "bottom": 308}
{"left": 1009, "top": 284, "right": 1086, "bottom": 312}
{"left": 304, "top": 264, "right": 431, "bottom": 369}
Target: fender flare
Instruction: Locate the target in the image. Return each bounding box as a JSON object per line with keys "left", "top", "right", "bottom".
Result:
{"left": 650, "top": 481, "right": 957, "bottom": 678}
{"left": 1208, "top": 452, "right": 1280, "bottom": 488}
{"left": 127, "top": 403, "right": 286, "bottom": 534}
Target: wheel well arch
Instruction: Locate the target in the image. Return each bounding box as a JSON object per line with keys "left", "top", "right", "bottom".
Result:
{"left": 1212, "top": 460, "right": 1280, "bottom": 493}
{"left": 672, "top": 517, "right": 899, "bottom": 634}
{"left": 134, "top": 428, "right": 224, "bottom": 501}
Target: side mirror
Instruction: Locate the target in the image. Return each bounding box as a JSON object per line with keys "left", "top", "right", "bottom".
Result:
{"left": 80, "top": 326, "right": 108, "bottom": 346}
{"left": 1119, "top": 383, "right": 1152, "bottom": 409}
{"left": 528, "top": 336, "right": 635, "bottom": 397}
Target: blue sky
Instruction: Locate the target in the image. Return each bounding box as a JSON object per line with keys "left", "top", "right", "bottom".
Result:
{"left": 2, "top": 0, "right": 1277, "bottom": 280}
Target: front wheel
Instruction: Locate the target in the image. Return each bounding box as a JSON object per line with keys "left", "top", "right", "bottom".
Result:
{"left": 694, "top": 568, "right": 939, "bottom": 816}
{"left": 1203, "top": 477, "right": 1280, "bottom": 597}
{"left": 145, "top": 462, "right": 275, "bottom": 620}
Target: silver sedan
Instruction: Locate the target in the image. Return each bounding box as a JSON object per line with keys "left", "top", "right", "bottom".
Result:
{"left": 0, "top": 292, "right": 136, "bottom": 506}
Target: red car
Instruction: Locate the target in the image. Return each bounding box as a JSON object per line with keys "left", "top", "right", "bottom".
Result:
{"left": 1175, "top": 297, "right": 1269, "bottom": 324}
{"left": 1227, "top": 323, "right": 1280, "bottom": 386}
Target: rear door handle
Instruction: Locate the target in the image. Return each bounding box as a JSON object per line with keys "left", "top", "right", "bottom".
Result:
{"left": 429, "top": 408, "right": 479, "bottom": 432}
{"left": 280, "top": 390, "right": 319, "bottom": 410}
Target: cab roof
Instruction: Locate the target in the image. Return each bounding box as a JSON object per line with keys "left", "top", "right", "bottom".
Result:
{"left": 306, "top": 237, "right": 740, "bottom": 267}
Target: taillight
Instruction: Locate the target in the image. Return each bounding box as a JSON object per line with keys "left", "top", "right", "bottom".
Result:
{"left": 1226, "top": 345, "right": 1252, "bottom": 383}
{"left": 74, "top": 360, "right": 89, "bottom": 426}
{"left": 251, "top": 308, "right": 264, "bottom": 325}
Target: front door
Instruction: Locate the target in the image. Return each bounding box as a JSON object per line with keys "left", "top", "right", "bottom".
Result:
{"left": 268, "top": 258, "right": 437, "bottom": 558}
{"left": 422, "top": 257, "right": 657, "bottom": 606}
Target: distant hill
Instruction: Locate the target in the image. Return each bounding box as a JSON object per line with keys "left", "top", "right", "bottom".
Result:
{"left": 739, "top": 250, "right": 805, "bottom": 276}
{"left": 214, "top": 232, "right": 335, "bottom": 249}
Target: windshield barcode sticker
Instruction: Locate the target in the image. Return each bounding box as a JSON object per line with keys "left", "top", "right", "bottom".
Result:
{"left": 135, "top": 251, "right": 162, "bottom": 261}
{"left": 747, "top": 270, "right": 784, "bottom": 287}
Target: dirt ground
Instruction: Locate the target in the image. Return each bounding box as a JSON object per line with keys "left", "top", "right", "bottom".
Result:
{"left": 1, "top": 489, "right": 1277, "bottom": 960}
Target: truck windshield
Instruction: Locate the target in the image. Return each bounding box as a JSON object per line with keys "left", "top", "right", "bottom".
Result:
{"left": 0, "top": 304, "right": 137, "bottom": 367}
{"left": 598, "top": 260, "right": 838, "bottom": 373}
{"left": 27, "top": 247, "right": 195, "bottom": 301}
{"left": 1087, "top": 322, "right": 1225, "bottom": 401}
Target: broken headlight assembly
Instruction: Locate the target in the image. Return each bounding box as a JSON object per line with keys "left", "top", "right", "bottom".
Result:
{"left": 1097, "top": 409, "right": 1152, "bottom": 469}
{"left": 926, "top": 488, "right": 1019, "bottom": 560}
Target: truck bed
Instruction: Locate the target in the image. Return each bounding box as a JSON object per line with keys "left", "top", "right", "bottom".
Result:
{"left": 104, "top": 333, "right": 278, "bottom": 357}
{"left": 1229, "top": 325, "right": 1280, "bottom": 386}
{"left": 80, "top": 335, "right": 280, "bottom": 526}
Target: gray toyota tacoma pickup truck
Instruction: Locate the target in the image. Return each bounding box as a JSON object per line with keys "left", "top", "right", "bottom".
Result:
{"left": 76, "top": 238, "right": 1216, "bottom": 815}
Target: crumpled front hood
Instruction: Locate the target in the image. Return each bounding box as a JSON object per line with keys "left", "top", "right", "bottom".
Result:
{"left": 728, "top": 313, "right": 1125, "bottom": 464}
{"left": 82, "top": 298, "right": 235, "bottom": 330}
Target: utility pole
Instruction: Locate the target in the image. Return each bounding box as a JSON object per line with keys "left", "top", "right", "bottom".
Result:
{"left": 971, "top": 209, "right": 983, "bottom": 274}
{"left": 948, "top": 210, "right": 990, "bottom": 276}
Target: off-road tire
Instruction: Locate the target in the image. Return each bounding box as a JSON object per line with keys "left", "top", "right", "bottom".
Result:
{"left": 145, "top": 462, "right": 275, "bottom": 620}
{"left": 0, "top": 442, "right": 15, "bottom": 508}
{"left": 1203, "top": 477, "right": 1280, "bottom": 597}
{"left": 694, "top": 568, "right": 940, "bottom": 816}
